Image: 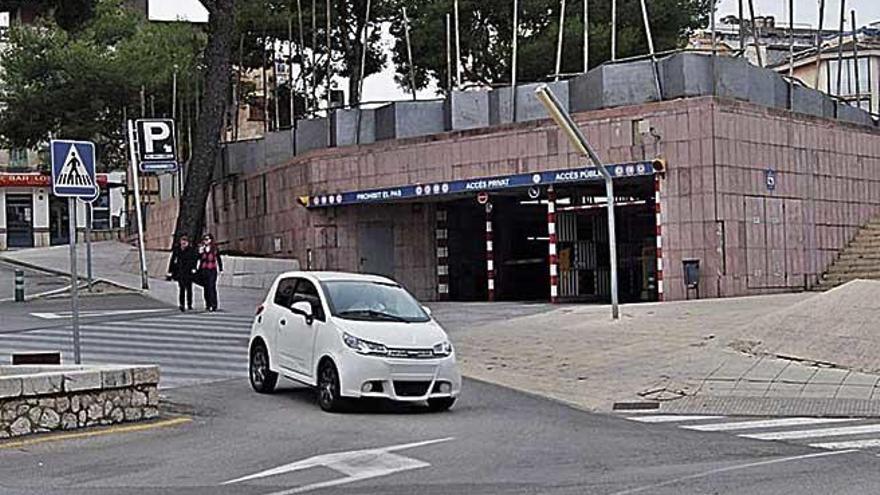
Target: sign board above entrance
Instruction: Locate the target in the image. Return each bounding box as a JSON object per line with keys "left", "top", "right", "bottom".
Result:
{"left": 300, "top": 160, "right": 661, "bottom": 209}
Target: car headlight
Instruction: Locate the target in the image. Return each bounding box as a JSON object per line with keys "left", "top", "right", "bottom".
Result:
{"left": 342, "top": 332, "right": 388, "bottom": 356}
{"left": 433, "top": 341, "right": 453, "bottom": 357}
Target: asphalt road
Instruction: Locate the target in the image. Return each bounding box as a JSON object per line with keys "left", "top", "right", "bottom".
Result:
{"left": 2, "top": 378, "right": 880, "bottom": 495}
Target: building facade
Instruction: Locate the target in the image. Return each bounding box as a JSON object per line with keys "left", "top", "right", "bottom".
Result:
{"left": 142, "top": 53, "right": 880, "bottom": 303}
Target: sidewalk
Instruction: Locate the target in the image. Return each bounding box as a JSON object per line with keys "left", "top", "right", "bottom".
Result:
{"left": 445, "top": 288, "right": 880, "bottom": 417}
{"left": 0, "top": 242, "right": 265, "bottom": 314}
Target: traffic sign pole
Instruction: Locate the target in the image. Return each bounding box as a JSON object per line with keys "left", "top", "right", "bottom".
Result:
{"left": 128, "top": 119, "right": 150, "bottom": 290}
{"left": 85, "top": 202, "right": 93, "bottom": 292}
{"left": 68, "top": 197, "right": 81, "bottom": 364}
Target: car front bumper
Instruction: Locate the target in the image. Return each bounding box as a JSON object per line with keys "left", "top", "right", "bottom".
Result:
{"left": 337, "top": 350, "right": 462, "bottom": 402}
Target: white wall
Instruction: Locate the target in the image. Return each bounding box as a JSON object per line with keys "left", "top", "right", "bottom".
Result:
{"left": 31, "top": 188, "right": 49, "bottom": 229}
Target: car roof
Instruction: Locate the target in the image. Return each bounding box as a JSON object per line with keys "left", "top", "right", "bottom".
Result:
{"left": 275, "top": 271, "right": 397, "bottom": 284}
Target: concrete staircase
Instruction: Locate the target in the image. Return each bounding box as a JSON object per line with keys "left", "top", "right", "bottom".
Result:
{"left": 818, "top": 217, "right": 880, "bottom": 289}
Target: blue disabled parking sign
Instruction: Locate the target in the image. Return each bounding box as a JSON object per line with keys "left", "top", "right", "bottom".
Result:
{"left": 51, "top": 140, "right": 97, "bottom": 198}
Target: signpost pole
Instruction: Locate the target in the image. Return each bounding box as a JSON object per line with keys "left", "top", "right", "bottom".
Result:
{"left": 535, "top": 84, "right": 619, "bottom": 319}
{"left": 68, "top": 197, "right": 82, "bottom": 364}
{"left": 127, "top": 119, "right": 150, "bottom": 290}
{"left": 85, "top": 201, "right": 93, "bottom": 292}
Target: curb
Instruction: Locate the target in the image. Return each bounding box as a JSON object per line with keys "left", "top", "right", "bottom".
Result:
{"left": 0, "top": 255, "right": 144, "bottom": 295}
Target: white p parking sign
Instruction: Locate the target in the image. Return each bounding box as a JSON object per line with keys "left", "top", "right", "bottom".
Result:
{"left": 135, "top": 118, "right": 178, "bottom": 172}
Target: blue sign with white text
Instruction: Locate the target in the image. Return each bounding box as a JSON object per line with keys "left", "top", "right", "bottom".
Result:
{"left": 305, "top": 161, "right": 658, "bottom": 208}
{"left": 50, "top": 140, "right": 97, "bottom": 198}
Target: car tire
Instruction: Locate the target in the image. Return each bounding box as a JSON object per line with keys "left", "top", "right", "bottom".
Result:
{"left": 317, "top": 360, "right": 345, "bottom": 412}
{"left": 427, "top": 397, "right": 456, "bottom": 412}
{"left": 249, "top": 343, "right": 278, "bottom": 394}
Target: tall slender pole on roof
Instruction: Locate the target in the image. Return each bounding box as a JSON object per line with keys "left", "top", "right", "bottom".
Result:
{"left": 358, "top": 0, "right": 371, "bottom": 103}
{"left": 746, "top": 0, "right": 762, "bottom": 67}
{"left": 583, "top": 0, "right": 588, "bottom": 71}
{"left": 835, "top": 0, "right": 846, "bottom": 96}
{"left": 710, "top": 0, "right": 716, "bottom": 56}
{"left": 288, "top": 6, "right": 294, "bottom": 127}
{"left": 788, "top": 0, "right": 794, "bottom": 110}
{"left": 737, "top": 0, "right": 744, "bottom": 53}
{"left": 555, "top": 0, "right": 566, "bottom": 81}
{"left": 402, "top": 7, "right": 417, "bottom": 100}
{"left": 638, "top": 0, "right": 661, "bottom": 96}
{"left": 454, "top": 0, "right": 462, "bottom": 88}
{"left": 446, "top": 13, "right": 452, "bottom": 93}
{"left": 311, "top": 0, "right": 317, "bottom": 112}
{"left": 851, "top": 10, "right": 860, "bottom": 107}
{"left": 610, "top": 0, "right": 616, "bottom": 61}
{"left": 512, "top": 0, "right": 519, "bottom": 121}
{"left": 296, "top": 0, "right": 307, "bottom": 111}
{"left": 326, "top": 0, "right": 331, "bottom": 112}
{"left": 814, "top": 0, "right": 825, "bottom": 90}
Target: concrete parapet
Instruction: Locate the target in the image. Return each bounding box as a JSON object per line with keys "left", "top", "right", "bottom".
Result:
{"left": 445, "top": 90, "right": 490, "bottom": 130}
{"left": 570, "top": 60, "right": 661, "bottom": 112}
{"left": 331, "top": 109, "right": 376, "bottom": 146}
{"left": 375, "top": 100, "right": 447, "bottom": 140}
{"left": 295, "top": 117, "right": 331, "bottom": 154}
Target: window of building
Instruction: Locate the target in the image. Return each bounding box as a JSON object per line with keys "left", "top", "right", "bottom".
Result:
{"left": 826, "top": 57, "right": 871, "bottom": 97}
{"left": 9, "top": 148, "right": 28, "bottom": 168}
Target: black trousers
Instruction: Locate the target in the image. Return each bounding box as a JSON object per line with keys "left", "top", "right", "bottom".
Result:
{"left": 203, "top": 270, "right": 218, "bottom": 310}
{"left": 177, "top": 279, "right": 193, "bottom": 309}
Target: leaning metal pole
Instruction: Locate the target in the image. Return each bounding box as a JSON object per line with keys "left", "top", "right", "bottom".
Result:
{"left": 835, "top": 0, "right": 846, "bottom": 96}
{"left": 814, "top": 0, "right": 825, "bottom": 90}
{"left": 535, "top": 85, "right": 619, "bottom": 319}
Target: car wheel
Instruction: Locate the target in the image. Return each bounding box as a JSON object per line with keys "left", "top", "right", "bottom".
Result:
{"left": 317, "top": 361, "right": 345, "bottom": 412}
{"left": 427, "top": 397, "right": 456, "bottom": 412}
{"left": 249, "top": 343, "right": 278, "bottom": 394}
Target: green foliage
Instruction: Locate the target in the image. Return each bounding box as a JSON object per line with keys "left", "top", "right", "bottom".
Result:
{"left": 0, "top": 0, "right": 204, "bottom": 168}
{"left": 388, "top": 0, "right": 711, "bottom": 93}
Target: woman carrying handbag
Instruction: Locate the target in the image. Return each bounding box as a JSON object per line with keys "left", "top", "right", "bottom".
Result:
{"left": 198, "top": 233, "right": 223, "bottom": 312}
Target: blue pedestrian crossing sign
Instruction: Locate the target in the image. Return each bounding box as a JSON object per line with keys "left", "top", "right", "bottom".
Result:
{"left": 51, "top": 140, "right": 97, "bottom": 198}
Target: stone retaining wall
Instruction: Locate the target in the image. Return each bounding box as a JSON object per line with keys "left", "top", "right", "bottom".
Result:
{"left": 0, "top": 365, "right": 159, "bottom": 439}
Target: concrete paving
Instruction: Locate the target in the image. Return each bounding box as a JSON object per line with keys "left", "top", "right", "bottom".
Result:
{"left": 0, "top": 242, "right": 265, "bottom": 314}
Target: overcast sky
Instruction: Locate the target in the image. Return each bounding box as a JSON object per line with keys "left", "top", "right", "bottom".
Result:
{"left": 716, "top": 0, "right": 880, "bottom": 28}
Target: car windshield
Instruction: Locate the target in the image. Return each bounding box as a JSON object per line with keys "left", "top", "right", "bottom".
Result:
{"left": 321, "top": 280, "right": 430, "bottom": 323}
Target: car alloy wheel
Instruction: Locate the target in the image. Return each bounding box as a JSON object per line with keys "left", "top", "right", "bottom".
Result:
{"left": 249, "top": 344, "right": 277, "bottom": 393}
{"left": 318, "top": 361, "right": 343, "bottom": 412}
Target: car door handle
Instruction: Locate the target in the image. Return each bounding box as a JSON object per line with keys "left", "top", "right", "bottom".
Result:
{"left": 279, "top": 319, "right": 286, "bottom": 326}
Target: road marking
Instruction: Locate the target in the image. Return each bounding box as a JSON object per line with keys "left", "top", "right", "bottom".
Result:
{"left": 223, "top": 437, "right": 454, "bottom": 494}
{"left": 742, "top": 423, "right": 880, "bottom": 441}
{"left": 810, "top": 438, "right": 880, "bottom": 450}
{"left": 30, "top": 309, "right": 172, "bottom": 319}
{"left": 627, "top": 415, "right": 723, "bottom": 423}
{"left": 0, "top": 417, "right": 191, "bottom": 450}
{"left": 682, "top": 417, "right": 857, "bottom": 432}
{"left": 607, "top": 449, "right": 857, "bottom": 495}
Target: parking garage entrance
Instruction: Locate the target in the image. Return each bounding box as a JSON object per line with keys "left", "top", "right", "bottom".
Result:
{"left": 304, "top": 162, "right": 661, "bottom": 303}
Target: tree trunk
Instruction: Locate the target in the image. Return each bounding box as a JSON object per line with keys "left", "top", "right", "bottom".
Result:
{"left": 174, "top": 0, "right": 235, "bottom": 242}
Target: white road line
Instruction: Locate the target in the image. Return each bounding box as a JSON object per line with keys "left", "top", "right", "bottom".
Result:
{"left": 809, "top": 438, "right": 880, "bottom": 450}
{"left": 30, "top": 309, "right": 172, "bottom": 319}
{"left": 628, "top": 415, "right": 724, "bottom": 423}
{"left": 742, "top": 424, "right": 880, "bottom": 441}
{"left": 682, "top": 417, "right": 857, "bottom": 432}
{"left": 224, "top": 437, "right": 454, "bottom": 495}
{"left": 607, "top": 450, "right": 857, "bottom": 495}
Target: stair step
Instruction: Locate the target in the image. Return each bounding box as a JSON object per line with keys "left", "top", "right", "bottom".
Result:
{"left": 826, "top": 259, "right": 880, "bottom": 268}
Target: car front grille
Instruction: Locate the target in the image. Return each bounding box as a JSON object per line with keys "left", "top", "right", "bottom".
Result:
{"left": 393, "top": 381, "right": 431, "bottom": 397}
{"left": 387, "top": 348, "right": 435, "bottom": 359}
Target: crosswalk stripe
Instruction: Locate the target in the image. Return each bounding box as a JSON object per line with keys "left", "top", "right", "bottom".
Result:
{"left": 2, "top": 329, "right": 247, "bottom": 346}
{"left": 165, "top": 315, "right": 255, "bottom": 325}
{"left": 628, "top": 415, "right": 723, "bottom": 423}
{"left": 742, "top": 424, "right": 880, "bottom": 441}
{"left": 74, "top": 324, "right": 249, "bottom": 339}
{"left": 87, "top": 321, "right": 251, "bottom": 333}
{"left": 809, "top": 438, "right": 880, "bottom": 450}
{"left": 6, "top": 326, "right": 250, "bottom": 343}
{"left": 682, "top": 417, "right": 857, "bottom": 432}
{"left": 0, "top": 344, "right": 245, "bottom": 368}
{"left": 0, "top": 334, "right": 245, "bottom": 355}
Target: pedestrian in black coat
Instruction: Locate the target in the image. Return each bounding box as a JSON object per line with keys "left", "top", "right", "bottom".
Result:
{"left": 167, "top": 235, "right": 198, "bottom": 312}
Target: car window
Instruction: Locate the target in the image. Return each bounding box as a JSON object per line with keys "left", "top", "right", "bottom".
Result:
{"left": 273, "top": 277, "right": 297, "bottom": 308}
{"left": 293, "top": 279, "right": 325, "bottom": 321}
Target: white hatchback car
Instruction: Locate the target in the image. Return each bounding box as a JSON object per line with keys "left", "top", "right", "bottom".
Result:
{"left": 249, "top": 271, "right": 462, "bottom": 412}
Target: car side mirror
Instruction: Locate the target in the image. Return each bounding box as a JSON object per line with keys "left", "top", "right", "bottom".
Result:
{"left": 291, "top": 301, "right": 314, "bottom": 325}
{"left": 422, "top": 305, "right": 432, "bottom": 317}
